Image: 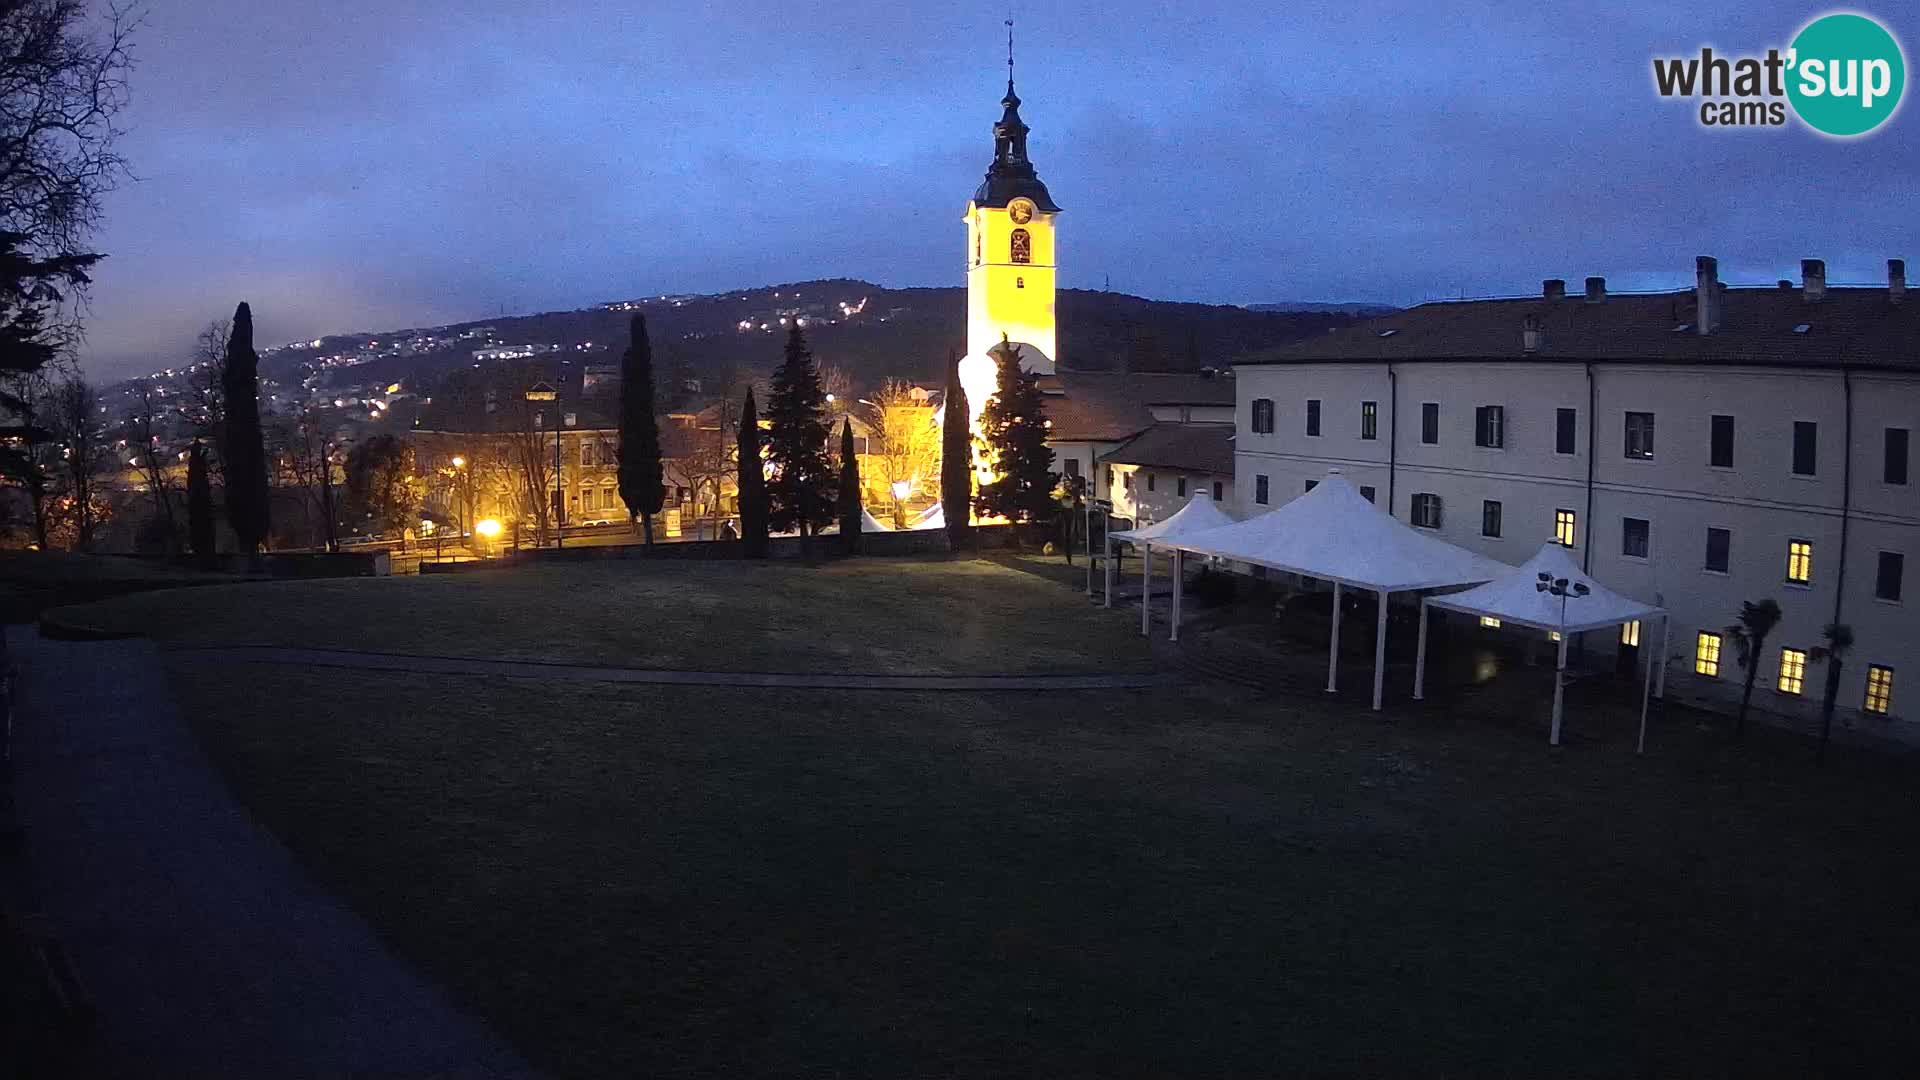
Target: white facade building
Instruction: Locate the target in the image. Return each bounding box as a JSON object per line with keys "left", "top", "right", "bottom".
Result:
{"left": 1231, "top": 258, "right": 1916, "bottom": 732}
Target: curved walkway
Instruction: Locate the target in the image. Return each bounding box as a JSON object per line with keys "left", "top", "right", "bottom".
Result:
{"left": 6, "top": 628, "right": 536, "bottom": 1078}
{"left": 172, "top": 644, "right": 1179, "bottom": 691}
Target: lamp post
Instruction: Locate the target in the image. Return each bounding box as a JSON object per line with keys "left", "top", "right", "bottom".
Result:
{"left": 1536, "top": 572, "right": 1590, "bottom": 746}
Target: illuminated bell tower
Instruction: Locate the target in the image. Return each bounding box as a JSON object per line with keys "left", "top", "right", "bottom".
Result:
{"left": 964, "top": 25, "right": 1059, "bottom": 374}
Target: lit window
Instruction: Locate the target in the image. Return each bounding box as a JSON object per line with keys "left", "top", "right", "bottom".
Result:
{"left": 1696, "top": 631, "right": 1723, "bottom": 677}
{"left": 1554, "top": 509, "right": 1577, "bottom": 547}
{"left": 1787, "top": 540, "right": 1813, "bottom": 585}
{"left": 1777, "top": 648, "right": 1807, "bottom": 695}
{"left": 582, "top": 488, "right": 595, "bottom": 511}
{"left": 1480, "top": 616, "right": 1502, "bottom": 628}
{"left": 1864, "top": 666, "right": 1894, "bottom": 715}
{"left": 1548, "top": 631, "right": 1563, "bottom": 642}
{"left": 1621, "top": 620, "right": 1641, "bottom": 647}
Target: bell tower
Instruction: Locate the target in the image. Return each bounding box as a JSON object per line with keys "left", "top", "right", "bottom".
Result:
{"left": 964, "top": 21, "right": 1059, "bottom": 373}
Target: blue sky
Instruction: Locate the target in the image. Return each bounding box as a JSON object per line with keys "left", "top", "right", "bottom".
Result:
{"left": 78, "top": 0, "right": 1917, "bottom": 378}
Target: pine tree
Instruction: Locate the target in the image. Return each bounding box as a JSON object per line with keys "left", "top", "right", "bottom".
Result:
{"left": 220, "top": 302, "right": 271, "bottom": 552}
{"left": 977, "top": 339, "right": 1058, "bottom": 526}
{"left": 736, "top": 389, "right": 769, "bottom": 558}
{"left": 764, "top": 323, "right": 835, "bottom": 556}
{"left": 187, "top": 439, "right": 215, "bottom": 557}
{"left": 837, "top": 417, "right": 861, "bottom": 556}
{"left": 617, "top": 315, "right": 665, "bottom": 544}
{"left": 939, "top": 348, "right": 972, "bottom": 549}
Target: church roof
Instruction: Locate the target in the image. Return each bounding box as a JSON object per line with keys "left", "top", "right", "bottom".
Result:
{"left": 973, "top": 78, "right": 1060, "bottom": 212}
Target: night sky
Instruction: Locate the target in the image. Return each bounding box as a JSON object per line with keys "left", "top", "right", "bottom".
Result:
{"left": 79, "top": 1, "right": 1916, "bottom": 379}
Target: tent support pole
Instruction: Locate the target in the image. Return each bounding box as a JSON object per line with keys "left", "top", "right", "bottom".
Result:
{"left": 1326, "top": 581, "right": 1342, "bottom": 694}
{"left": 1103, "top": 534, "right": 1114, "bottom": 608}
{"left": 1084, "top": 499, "right": 1094, "bottom": 596}
{"left": 1641, "top": 615, "right": 1670, "bottom": 756}
{"left": 1169, "top": 548, "right": 1183, "bottom": 642}
{"left": 1637, "top": 617, "right": 1657, "bottom": 756}
{"left": 1371, "top": 589, "right": 1388, "bottom": 711}
{"left": 1413, "top": 598, "right": 1429, "bottom": 700}
{"left": 1654, "top": 615, "right": 1670, "bottom": 699}
{"left": 1140, "top": 542, "right": 1152, "bottom": 636}
{"left": 1550, "top": 632, "right": 1570, "bottom": 746}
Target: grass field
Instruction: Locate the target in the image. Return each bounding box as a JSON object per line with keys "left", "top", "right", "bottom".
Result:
{"left": 64, "top": 558, "right": 1920, "bottom": 1076}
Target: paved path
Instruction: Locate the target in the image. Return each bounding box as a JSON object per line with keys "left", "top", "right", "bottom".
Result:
{"left": 172, "top": 644, "right": 1179, "bottom": 691}
{"left": 6, "top": 627, "right": 537, "bottom": 1078}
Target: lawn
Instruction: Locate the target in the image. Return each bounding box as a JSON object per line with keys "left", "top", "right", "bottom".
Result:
{"left": 61, "top": 558, "right": 1920, "bottom": 1076}
{"left": 63, "top": 557, "right": 1153, "bottom": 675}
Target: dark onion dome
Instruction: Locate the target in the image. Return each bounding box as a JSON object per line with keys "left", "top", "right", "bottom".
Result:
{"left": 973, "top": 78, "right": 1060, "bottom": 211}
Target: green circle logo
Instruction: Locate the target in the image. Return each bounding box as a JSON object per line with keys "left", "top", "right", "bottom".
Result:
{"left": 1787, "top": 13, "right": 1905, "bottom": 136}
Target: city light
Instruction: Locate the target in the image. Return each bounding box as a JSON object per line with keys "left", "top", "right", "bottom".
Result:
{"left": 451, "top": 455, "right": 465, "bottom": 468}
{"left": 474, "top": 518, "right": 502, "bottom": 538}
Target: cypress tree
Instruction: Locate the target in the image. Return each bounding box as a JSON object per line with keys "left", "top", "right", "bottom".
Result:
{"left": 939, "top": 347, "right": 972, "bottom": 550}
{"left": 837, "top": 417, "right": 861, "bottom": 556}
{"left": 187, "top": 439, "right": 215, "bottom": 558}
{"left": 736, "top": 389, "right": 769, "bottom": 558}
{"left": 977, "top": 338, "right": 1059, "bottom": 526}
{"left": 764, "top": 323, "right": 835, "bottom": 557}
{"left": 219, "top": 302, "right": 271, "bottom": 552}
{"left": 617, "top": 314, "right": 665, "bottom": 544}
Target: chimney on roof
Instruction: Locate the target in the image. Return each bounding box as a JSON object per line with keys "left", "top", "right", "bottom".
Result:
{"left": 1778, "top": 279, "right": 1794, "bottom": 290}
{"left": 1543, "top": 278, "right": 1566, "bottom": 301}
{"left": 1522, "top": 314, "right": 1543, "bottom": 354}
{"left": 1694, "top": 256, "right": 1720, "bottom": 335}
{"left": 1584, "top": 276, "right": 1607, "bottom": 303}
{"left": 1891, "top": 258, "right": 1907, "bottom": 305}
{"left": 1802, "top": 258, "right": 1826, "bottom": 302}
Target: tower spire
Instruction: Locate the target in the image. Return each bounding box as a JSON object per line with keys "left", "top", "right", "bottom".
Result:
{"left": 1006, "top": 16, "right": 1014, "bottom": 90}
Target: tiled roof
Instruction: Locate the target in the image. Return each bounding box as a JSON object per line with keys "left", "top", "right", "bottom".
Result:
{"left": 1099, "top": 423, "right": 1235, "bottom": 475}
{"left": 1237, "top": 286, "right": 1918, "bottom": 370}
{"left": 1040, "top": 371, "right": 1237, "bottom": 443}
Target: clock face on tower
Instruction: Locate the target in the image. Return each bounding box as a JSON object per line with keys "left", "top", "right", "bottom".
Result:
{"left": 1008, "top": 198, "right": 1034, "bottom": 225}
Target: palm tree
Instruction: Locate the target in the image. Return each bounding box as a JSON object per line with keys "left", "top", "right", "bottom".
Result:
{"left": 1809, "top": 621, "right": 1855, "bottom": 765}
{"left": 1725, "top": 598, "right": 1783, "bottom": 740}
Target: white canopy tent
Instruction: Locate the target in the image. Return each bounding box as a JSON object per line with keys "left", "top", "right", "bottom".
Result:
{"left": 908, "top": 503, "right": 945, "bottom": 531}
{"left": 859, "top": 506, "right": 894, "bottom": 533}
{"left": 1164, "top": 471, "right": 1510, "bottom": 710}
{"left": 1415, "top": 542, "right": 1669, "bottom": 751}
{"left": 1106, "top": 493, "right": 1237, "bottom": 624}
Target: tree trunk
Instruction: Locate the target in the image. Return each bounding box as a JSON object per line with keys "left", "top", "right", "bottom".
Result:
{"left": 1818, "top": 661, "right": 1842, "bottom": 765}
{"left": 1736, "top": 668, "right": 1756, "bottom": 740}
{"left": 642, "top": 512, "right": 654, "bottom": 546}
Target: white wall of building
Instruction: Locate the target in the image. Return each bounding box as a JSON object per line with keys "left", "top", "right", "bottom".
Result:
{"left": 1104, "top": 462, "right": 1232, "bottom": 526}
{"left": 1233, "top": 359, "right": 1917, "bottom": 730}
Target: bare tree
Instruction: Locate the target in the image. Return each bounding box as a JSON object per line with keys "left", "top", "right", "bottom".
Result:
{"left": 507, "top": 395, "right": 554, "bottom": 546}
{"left": 126, "top": 381, "right": 177, "bottom": 550}
{"left": 49, "top": 372, "right": 109, "bottom": 550}
{"left": 281, "top": 405, "right": 341, "bottom": 551}
{"left": 816, "top": 362, "right": 853, "bottom": 407}
{"left": 0, "top": 369, "right": 55, "bottom": 546}
{"left": 862, "top": 379, "right": 941, "bottom": 528}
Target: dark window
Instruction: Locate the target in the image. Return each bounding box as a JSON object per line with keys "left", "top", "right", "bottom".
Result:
{"left": 1360, "top": 401, "right": 1378, "bottom": 440}
{"left": 1010, "top": 228, "right": 1031, "bottom": 264}
{"left": 1710, "top": 414, "right": 1735, "bottom": 468}
{"left": 1792, "top": 421, "right": 1817, "bottom": 475}
{"left": 1359, "top": 485, "right": 1376, "bottom": 503}
{"left": 1123, "top": 472, "right": 1133, "bottom": 493}
{"left": 1625, "top": 411, "right": 1655, "bottom": 459}
{"left": 1305, "top": 479, "right": 1318, "bottom": 493}
{"left": 1482, "top": 500, "right": 1503, "bottom": 538}
{"left": 1555, "top": 407, "right": 1577, "bottom": 454}
{"left": 1063, "top": 458, "right": 1079, "bottom": 478}
{"left": 1176, "top": 477, "right": 1186, "bottom": 497}
{"left": 1421, "top": 402, "right": 1439, "bottom": 444}
{"left": 1474, "top": 405, "right": 1506, "bottom": 449}
{"left": 1623, "top": 517, "right": 1650, "bottom": 559}
{"left": 1878, "top": 551, "right": 1905, "bottom": 602}
{"left": 1212, "top": 481, "right": 1223, "bottom": 501}
{"left": 1305, "top": 399, "right": 1321, "bottom": 437}
{"left": 1104, "top": 465, "right": 1114, "bottom": 489}
{"left": 1146, "top": 472, "right": 1156, "bottom": 492}
{"left": 1412, "top": 493, "right": 1442, "bottom": 529}
{"left": 1251, "top": 398, "right": 1275, "bottom": 434}
{"left": 1705, "top": 527, "right": 1731, "bottom": 573}
{"left": 1254, "top": 475, "right": 1269, "bottom": 505}
{"left": 1887, "top": 428, "right": 1910, "bottom": 485}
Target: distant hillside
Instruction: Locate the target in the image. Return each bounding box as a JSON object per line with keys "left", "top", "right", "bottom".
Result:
{"left": 259, "top": 279, "right": 1359, "bottom": 399}
{"left": 1246, "top": 301, "right": 1399, "bottom": 316}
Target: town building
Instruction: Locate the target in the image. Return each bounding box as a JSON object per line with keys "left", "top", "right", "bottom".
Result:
{"left": 1230, "top": 257, "right": 1916, "bottom": 729}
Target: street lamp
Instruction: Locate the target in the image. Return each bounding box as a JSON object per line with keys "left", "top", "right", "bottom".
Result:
{"left": 1536, "top": 572, "right": 1591, "bottom": 746}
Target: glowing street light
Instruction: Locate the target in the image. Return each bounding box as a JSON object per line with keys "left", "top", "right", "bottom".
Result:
{"left": 474, "top": 518, "right": 502, "bottom": 538}
{"left": 450, "top": 455, "right": 465, "bottom": 468}
{"left": 891, "top": 480, "right": 911, "bottom": 501}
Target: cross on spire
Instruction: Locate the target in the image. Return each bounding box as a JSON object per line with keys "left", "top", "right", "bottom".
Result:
{"left": 1006, "top": 16, "right": 1014, "bottom": 88}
